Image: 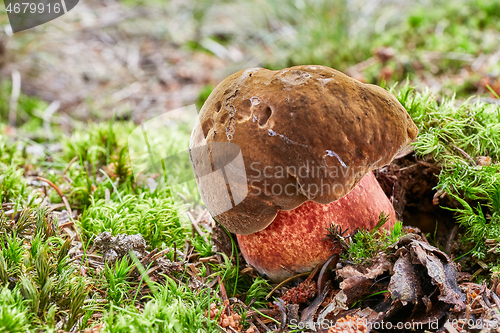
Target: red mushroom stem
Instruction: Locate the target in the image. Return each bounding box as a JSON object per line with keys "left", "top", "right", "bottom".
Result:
{"left": 236, "top": 171, "right": 396, "bottom": 282}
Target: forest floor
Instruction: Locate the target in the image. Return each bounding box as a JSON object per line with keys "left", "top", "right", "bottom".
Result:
{"left": 1, "top": 0, "right": 500, "bottom": 332}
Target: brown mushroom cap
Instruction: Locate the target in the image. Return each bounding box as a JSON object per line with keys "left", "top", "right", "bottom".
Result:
{"left": 190, "top": 65, "right": 418, "bottom": 235}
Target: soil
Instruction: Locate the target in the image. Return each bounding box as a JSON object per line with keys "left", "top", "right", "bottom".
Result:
{"left": 376, "top": 154, "right": 460, "bottom": 253}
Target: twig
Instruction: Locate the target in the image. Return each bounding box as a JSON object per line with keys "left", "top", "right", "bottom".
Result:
{"left": 63, "top": 156, "right": 78, "bottom": 175}
{"left": 226, "top": 326, "right": 239, "bottom": 333}
{"left": 163, "top": 271, "right": 183, "bottom": 285}
{"left": 254, "top": 316, "right": 271, "bottom": 333}
{"left": 36, "top": 176, "right": 80, "bottom": 241}
{"left": 145, "top": 266, "right": 160, "bottom": 276}
{"left": 173, "top": 242, "right": 178, "bottom": 262}
{"left": 186, "top": 247, "right": 197, "bottom": 261}
{"left": 59, "top": 221, "right": 74, "bottom": 229}
{"left": 36, "top": 176, "right": 72, "bottom": 216}
{"left": 397, "top": 163, "right": 420, "bottom": 172}
{"left": 46, "top": 203, "right": 66, "bottom": 212}
{"left": 42, "top": 100, "right": 60, "bottom": 141}
{"left": 245, "top": 309, "right": 279, "bottom": 318}
{"left": 274, "top": 299, "right": 287, "bottom": 333}
{"left": 279, "top": 265, "right": 299, "bottom": 275}
{"left": 491, "top": 291, "right": 500, "bottom": 309}
{"left": 140, "top": 248, "right": 158, "bottom": 264}
{"left": 218, "top": 276, "right": 231, "bottom": 316}
{"left": 452, "top": 144, "right": 476, "bottom": 166}
{"left": 445, "top": 225, "right": 458, "bottom": 254}
{"left": 265, "top": 271, "right": 311, "bottom": 299}
{"left": 72, "top": 253, "right": 102, "bottom": 260}
{"left": 149, "top": 248, "right": 171, "bottom": 262}
{"left": 199, "top": 256, "right": 218, "bottom": 263}
{"left": 187, "top": 211, "right": 209, "bottom": 244}
{"left": 100, "top": 169, "right": 122, "bottom": 203}
{"left": 317, "top": 254, "right": 338, "bottom": 295}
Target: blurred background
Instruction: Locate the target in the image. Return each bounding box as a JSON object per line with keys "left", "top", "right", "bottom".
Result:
{"left": 1, "top": 0, "right": 499, "bottom": 131}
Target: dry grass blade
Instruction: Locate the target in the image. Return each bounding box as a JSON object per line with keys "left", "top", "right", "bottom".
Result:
{"left": 35, "top": 176, "right": 72, "bottom": 215}
{"left": 35, "top": 176, "right": 80, "bottom": 241}
{"left": 187, "top": 211, "right": 209, "bottom": 245}
{"left": 63, "top": 156, "right": 78, "bottom": 175}
{"left": 9, "top": 69, "right": 20, "bottom": 127}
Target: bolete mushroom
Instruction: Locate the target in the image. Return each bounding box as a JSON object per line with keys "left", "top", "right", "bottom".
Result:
{"left": 190, "top": 65, "right": 418, "bottom": 282}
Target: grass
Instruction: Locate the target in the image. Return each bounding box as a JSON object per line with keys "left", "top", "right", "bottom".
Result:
{"left": 257, "top": 0, "right": 500, "bottom": 95}
{"left": 108, "top": 0, "right": 500, "bottom": 99}
{"left": 0, "top": 166, "right": 26, "bottom": 203}
{"left": 80, "top": 191, "right": 188, "bottom": 250}
{"left": 261, "top": 0, "right": 367, "bottom": 70}
{"left": 0, "top": 82, "right": 238, "bottom": 331}
{"left": 0, "top": 286, "right": 31, "bottom": 333}
{"left": 0, "top": 208, "right": 90, "bottom": 331}
{"left": 0, "top": 84, "right": 191, "bottom": 330}
{"left": 0, "top": 81, "right": 47, "bottom": 131}
{"left": 102, "top": 277, "right": 218, "bottom": 333}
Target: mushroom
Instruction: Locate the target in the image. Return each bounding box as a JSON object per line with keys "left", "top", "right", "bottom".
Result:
{"left": 190, "top": 65, "right": 418, "bottom": 281}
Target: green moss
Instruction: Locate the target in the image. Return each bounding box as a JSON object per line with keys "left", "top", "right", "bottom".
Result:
{"left": 343, "top": 214, "right": 405, "bottom": 264}
{"left": 0, "top": 208, "right": 90, "bottom": 331}
{"left": 395, "top": 84, "right": 500, "bottom": 266}
{"left": 80, "top": 188, "right": 189, "bottom": 250}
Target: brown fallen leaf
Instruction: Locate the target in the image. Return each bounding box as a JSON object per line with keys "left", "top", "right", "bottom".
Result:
{"left": 388, "top": 253, "right": 421, "bottom": 306}
{"left": 316, "top": 233, "right": 466, "bottom": 331}
{"left": 409, "top": 240, "right": 466, "bottom": 312}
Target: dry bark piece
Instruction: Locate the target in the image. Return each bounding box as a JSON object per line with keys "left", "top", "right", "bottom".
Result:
{"left": 94, "top": 232, "right": 182, "bottom": 275}
{"left": 381, "top": 234, "right": 465, "bottom": 328}
{"left": 338, "top": 276, "right": 376, "bottom": 306}
{"left": 336, "top": 254, "right": 392, "bottom": 280}
{"left": 191, "top": 65, "right": 418, "bottom": 235}
{"left": 94, "top": 232, "right": 147, "bottom": 262}
{"left": 300, "top": 281, "right": 332, "bottom": 324}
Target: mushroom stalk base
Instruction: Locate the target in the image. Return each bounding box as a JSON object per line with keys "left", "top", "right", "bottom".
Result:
{"left": 236, "top": 171, "right": 396, "bottom": 282}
